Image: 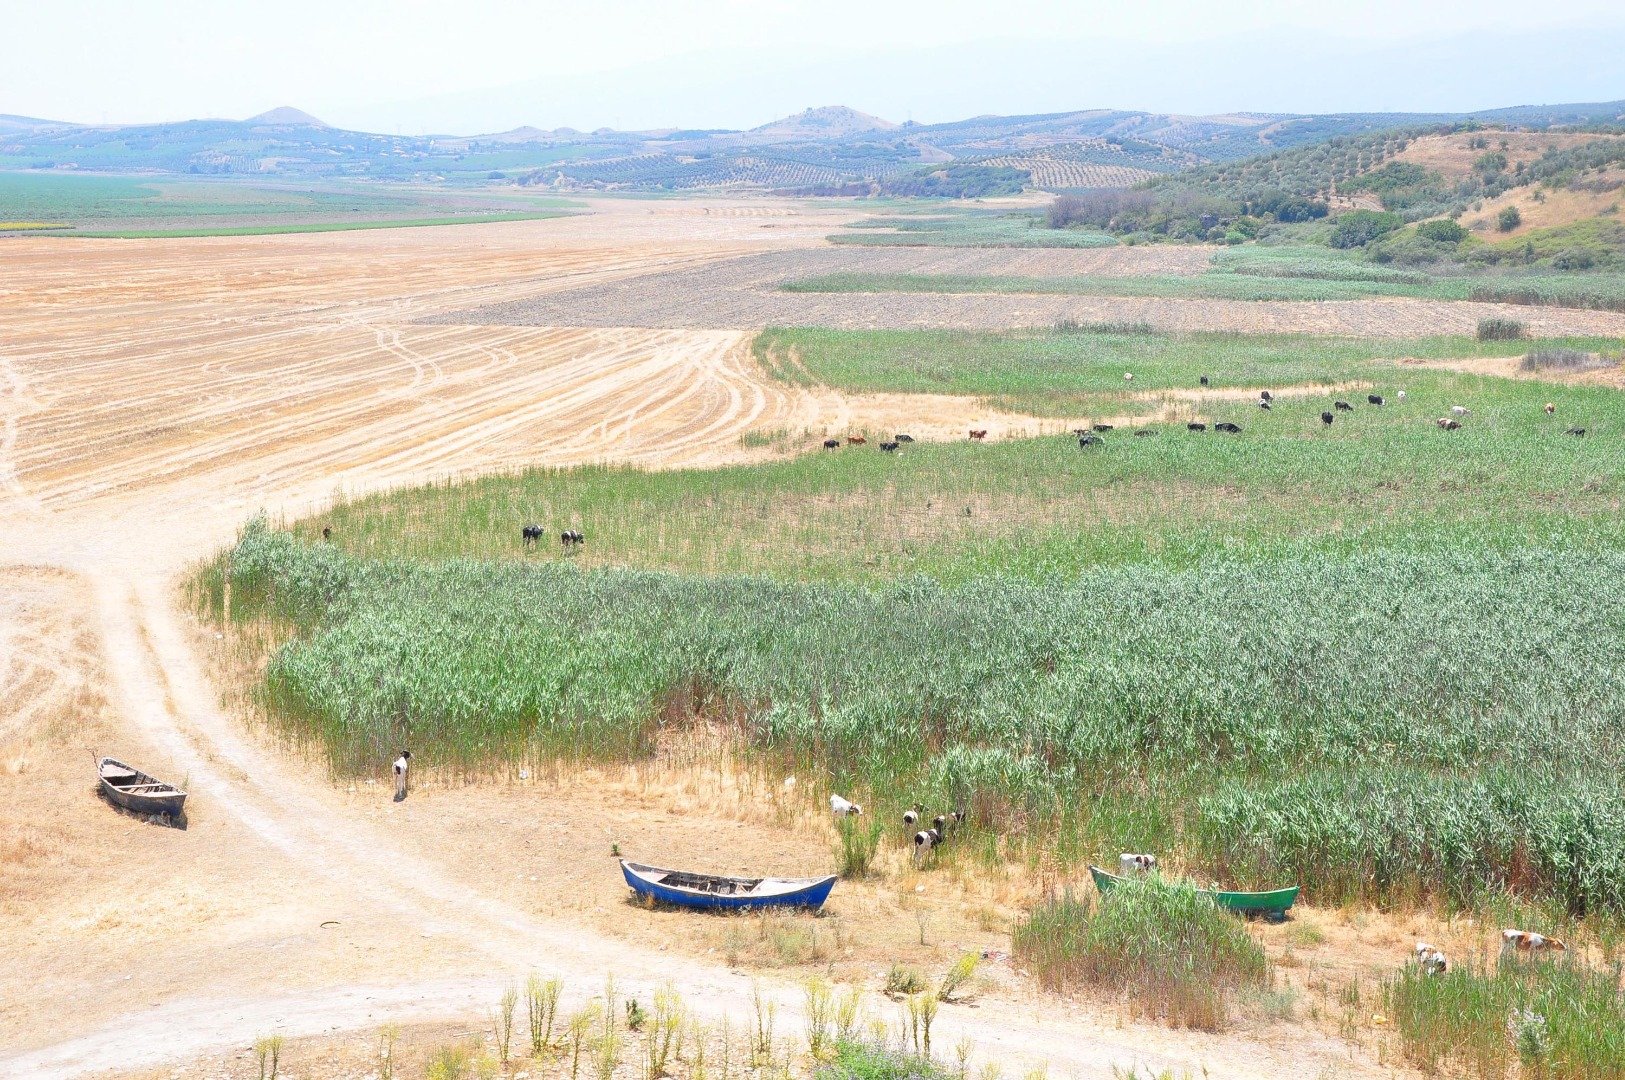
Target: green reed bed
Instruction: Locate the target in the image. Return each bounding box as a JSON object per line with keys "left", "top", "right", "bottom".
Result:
{"left": 780, "top": 271, "right": 1471, "bottom": 303}
{"left": 1387, "top": 958, "right": 1625, "bottom": 1078}
{"left": 216, "top": 523, "right": 1625, "bottom": 914}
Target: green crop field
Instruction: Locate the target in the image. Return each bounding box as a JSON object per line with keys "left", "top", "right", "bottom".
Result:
{"left": 830, "top": 213, "right": 1117, "bottom": 249}
{"left": 753, "top": 326, "right": 1619, "bottom": 417}
{"left": 0, "top": 171, "right": 579, "bottom": 236}
{"left": 205, "top": 324, "right": 1625, "bottom": 920}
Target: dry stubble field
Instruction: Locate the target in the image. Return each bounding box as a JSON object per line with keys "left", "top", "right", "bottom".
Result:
{"left": 5, "top": 197, "right": 1620, "bottom": 1079}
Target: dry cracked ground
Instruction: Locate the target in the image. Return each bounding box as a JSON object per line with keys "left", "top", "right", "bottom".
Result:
{"left": 5, "top": 197, "right": 1615, "bottom": 1080}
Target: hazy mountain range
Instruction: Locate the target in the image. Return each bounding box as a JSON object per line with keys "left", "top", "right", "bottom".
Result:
{"left": 2, "top": 97, "right": 1621, "bottom": 194}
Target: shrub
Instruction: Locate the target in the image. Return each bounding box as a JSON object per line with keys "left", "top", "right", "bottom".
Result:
{"left": 1386, "top": 958, "right": 1625, "bottom": 1079}
{"left": 836, "top": 815, "right": 883, "bottom": 879}
{"left": 816, "top": 1040, "right": 956, "bottom": 1080}
{"left": 1416, "top": 218, "right": 1467, "bottom": 244}
{"left": 1521, "top": 348, "right": 1611, "bottom": 372}
{"left": 1328, "top": 210, "right": 1404, "bottom": 248}
{"left": 1012, "top": 879, "right": 1269, "bottom": 1030}
{"left": 1477, "top": 317, "right": 1526, "bottom": 341}
{"left": 1499, "top": 205, "right": 1523, "bottom": 232}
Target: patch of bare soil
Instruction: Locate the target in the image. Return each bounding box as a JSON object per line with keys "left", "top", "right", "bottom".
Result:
{"left": 1399, "top": 352, "right": 1625, "bottom": 388}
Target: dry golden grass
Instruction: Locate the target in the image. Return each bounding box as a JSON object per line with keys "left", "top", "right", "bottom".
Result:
{"left": 1393, "top": 131, "right": 1625, "bottom": 182}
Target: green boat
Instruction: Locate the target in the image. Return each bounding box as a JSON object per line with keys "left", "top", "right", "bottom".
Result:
{"left": 1088, "top": 865, "right": 1299, "bottom": 917}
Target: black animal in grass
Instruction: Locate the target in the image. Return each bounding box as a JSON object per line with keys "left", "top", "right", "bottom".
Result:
{"left": 1092, "top": 424, "right": 1114, "bottom": 432}
{"left": 1079, "top": 435, "right": 1104, "bottom": 447}
{"left": 1134, "top": 429, "right": 1157, "bottom": 437}
{"left": 321, "top": 526, "right": 332, "bottom": 541}
{"left": 1368, "top": 394, "right": 1385, "bottom": 406}
{"left": 521, "top": 523, "right": 544, "bottom": 546}
{"left": 1566, "top": 427, "right": 1587, "bottom": 437}
{"left": 1258, "top": 398, "right": 1272, "bottom": 410}
{"left": 1199, "top": 375, "right": 1210, "bottom": 386}
{"left": 895, "top": 433, "right": 914, "bottom": 443}
{"left": 1215, "top": 422, "right": 1242, "bottom": 433}
{"left": 822, "top": 438, "right": 840, "bottom": 450}
{"left": 1187, "top": 422, "right": 1206, "bottom": 431}
{"left": 1321, "top": 411, "right": 1334, "bottom": 425}
{"left": 1260, "top": 390, "right": 1273, "bottom": 403}
{"left": 880, "top": 440, "right": 900, "bottom": 452}
{"left": 561, "top": 529, "right": 585, "bottom": 548}
{"left": 1334, "top": 401, "right": 1354, "bottom": 412}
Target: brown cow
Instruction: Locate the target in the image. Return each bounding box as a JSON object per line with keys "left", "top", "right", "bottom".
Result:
{"left": 847, "top": 435, "right": 867, "bottom": 445}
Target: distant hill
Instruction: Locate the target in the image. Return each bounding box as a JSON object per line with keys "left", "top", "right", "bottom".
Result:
{"left": 245, "top": 106, "right": 328, "bottom": 127}
{"left": 749, "top": 106, "right": 898, "bottom": 140}
{"left": 3, "top": 98, "right": 1621, "bottom": 195}
{"left": 0, "top": 114, "right": 72, "bottom": 136}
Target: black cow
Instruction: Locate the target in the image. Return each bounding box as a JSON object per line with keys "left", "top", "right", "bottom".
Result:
{"left": 1368, "top": 394, "right": 1385, "bottom": 406}
{"left": 1199, "top": 375, "right": 1210, "bottom": 387}
{"left": 822, "top": 438, "right": 841, "bottom": 449}
{"left": 1093, "top": 424, "right": 1114, "bottom": 432}
{"left": 1335, "top": 401, "right": 1353, "bottom": 412}
{"left": 521, "top": 524, "right": 543, "bottom": 546}
{"left": 1134, "top": 429, "right": 1157, "bottom": 437}
{"left": 880, "top": 441, "right": 900, "bottom": 452}
{"left": 1187, "top": 422, "right": 1207, "bottom": 431}
{"left": 1079, "top": 435, "right": 1103, "bottom": 447}
{"left": 561, "top": 529, "right": 585, "bottom": 548}
{"left": 1566, "top": 427, "right": 1587, "bottom": 437}
{"left": 1321, "top": 411, "right": 1334, "bottom": 425}
{"left": 321, "top": 526, "right": 332, "bottom": 541}
{"left": 1260, "top": 390, "right": 1273, "bottom": 402}
{"left": 1215, "top": 422, "right": 1242, "bottom": 433}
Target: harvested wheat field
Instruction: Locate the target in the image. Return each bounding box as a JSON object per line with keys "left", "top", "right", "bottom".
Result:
{"left": 7, "top": 194, "right": 1619, "bottom": 1080}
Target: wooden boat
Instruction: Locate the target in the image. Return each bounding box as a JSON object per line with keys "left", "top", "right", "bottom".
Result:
{"left": 98, "top": 757, "right": 186, "bottom": 818}
{"left": 620, "top": 860, "right": 836, "bottom": 912}
{"left": 1089, "top": 864, "right": 1298, "bottom": 917}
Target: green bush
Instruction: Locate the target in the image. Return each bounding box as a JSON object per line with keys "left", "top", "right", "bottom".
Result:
{"left": 835, "top": 815, "right": 883, "bottom": 879}
{"left": 1499, "top": 205, "right": 1523, "bottom": 232}
{"left": 816, "top": 1040, "right": 955, "bottom": 1080}
{"left": 1416, "top": 218, "right": 1467, "bottom": 243}
{"left": 1013, "top": 878, "right": 1269, "bottom": 1030}
{"left": 1328, "top": 209, "right": 1404, "bottom": 248}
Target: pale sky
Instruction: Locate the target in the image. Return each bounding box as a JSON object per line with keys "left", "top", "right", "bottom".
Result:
{"left": 4, "top": 0, "right": 1623, "bottom": 134}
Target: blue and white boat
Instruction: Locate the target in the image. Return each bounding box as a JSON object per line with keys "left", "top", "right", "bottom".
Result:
{"left": 620, "top": 860, "right": 837, "bottom": 911}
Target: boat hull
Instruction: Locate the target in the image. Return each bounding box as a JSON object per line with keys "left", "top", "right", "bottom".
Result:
{"left": 1089, "top": 865, "right": 1298, "bottom": 916}
{"left": 98, "top": 757, "right": 187, "bottom": 818}
{"left": 621, "top": 861, "right": 836, "bottom": 911}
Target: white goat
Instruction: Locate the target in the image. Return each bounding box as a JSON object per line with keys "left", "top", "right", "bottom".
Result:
{"left": 1118, "top": 853, "right": 1158, "bottom": 876}
{"left": 830, "top": 794, "right": 862, "bottom": 817}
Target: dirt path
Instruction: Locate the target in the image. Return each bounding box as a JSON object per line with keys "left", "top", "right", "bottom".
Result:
{"left": 0, "top": 200, "right": 1399, "bottom": 1079}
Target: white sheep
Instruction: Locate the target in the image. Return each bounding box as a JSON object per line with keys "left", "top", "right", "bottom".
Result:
{"left": 1451, "top": 405, "right": 1470, "bottom": 416}
{"left": 830, "top": 794, "right": 862, "bottom": 817}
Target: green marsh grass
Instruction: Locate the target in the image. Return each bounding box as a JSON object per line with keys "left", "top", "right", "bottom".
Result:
{"left": 1012, "top": 879, "right": 1269, "bottom": 1030}
{"left": 206, "top": 327, "right": 1625, "bottom": 916}
{"left": 780, "top": 271, "right": 1473, "bottom": 303}
{"left": 752, "top": 326, "right": 1617, "bottom": 417}
{"left": 1386, "top": 957, "right": 1625, "bottom": 1078}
